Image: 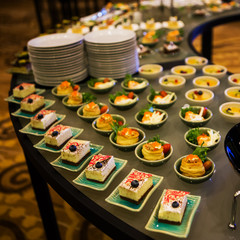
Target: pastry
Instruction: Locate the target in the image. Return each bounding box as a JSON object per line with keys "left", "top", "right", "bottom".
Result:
{"left": 57, "top": 80, "right": 73, "bottom": 95}
{"left": 142, "top": 141, "right": 164, "bottom": 160}
{"left": 96, "top": 114, "right": 114, "bottom": 130}
{"left": 20, "top": 94, "right": 45, "bottom": 113}
{"left": 118, "top": 170, "right": 153, "bottom": 204}
{"left": 13, "top": 83, "right": 35, "bottom": 99}
{"left": 30, "top": 110, "right": 57, "bottom": 130}
{"left": 85, "top": 154, "right": 116, "bottom": 182}
{"left": 116, "top": 128, "right": 139, "bottom": 145}
{"left": 158, "top": 189, "right": 190, "bottom": 224}
{"left": 67, "top": 91, "right": 82, "bottom": 105}
{"left": 44, "top": 124, "right": 72, "bottom": 149}
{"left": 61, "top": 139, "right": 90, "bottom": 165}
{"left": 83, "top": 102, "right": 100, "bottom": 116}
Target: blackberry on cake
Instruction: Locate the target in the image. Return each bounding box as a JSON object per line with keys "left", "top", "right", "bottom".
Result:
{"left": 31, "top": 110, "right": 57, "bottom": 130}
{"left": 13, "top": 83, "right": 35, "bottom": 99}
{"left": 20, "top": 94, "right": 45, "bottom": 113}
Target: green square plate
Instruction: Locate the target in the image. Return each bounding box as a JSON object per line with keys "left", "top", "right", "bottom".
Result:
{"left": 5, "top": 88, "right": 46, "bottom": 104}
{"left": 34, "top": 127, "right": 83, "bottom": 153}
{"left": 51, "top": 143, "right": 104, "bottom": 172}
{"left": 19, "top": 114, "right": 66, "bottom": 136}
{"left": 73, "top": 157, "right": 127, "bottom": 190}
{"left": 145, "top": 190, "right": 201, "bottom": 238}
{"left": 105, "top": 169, "right": 163, "bottom": 212}
{"left": 11, "top": 99, "right": 55, "bottom": 119}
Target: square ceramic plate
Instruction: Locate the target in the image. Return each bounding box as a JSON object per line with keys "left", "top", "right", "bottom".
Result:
{"left": 73, "top": 157, "right": 128, "bottom": 190}
{"left": 5, "top": 88, "right": 46, "bottom": 104}
{"left": 105, "top": 169, "right": 163, "bottom": 212}
{"left": 145, "top": 190, "right": 201, "bottom": 238}
{"left": 51, "top": 143, "right": 104, "bottom": 172}
{"left": 11, "top": 99, "right": 55, "bottom": 119}
{"left": 34, "top": 127, "right": 83, "bottom": 153}
{"left": 19, "top": 114, "right": 66, "bottom": 136}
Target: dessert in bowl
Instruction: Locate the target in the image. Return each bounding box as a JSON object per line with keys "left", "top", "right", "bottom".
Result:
{"left": 185, "top": 88, "right": 214, "bottom": 106}
{"left": 179, "top": 105, "right": 212, "bottom": 127}
{"left": 184, "top": 127, "right": 221, "bottom": 150}
{"left": 52, "top": 80, "right": 80, "bottom": 98}
{"left": 224, "top": 87, "right": 240, "bottom": 102}
{"left": 138, "top": 64, "right": 163, "bottom": 80}
{"left": 164, "top": 30, "right": 183, "bottom": 44}
{"left": 171, "top": 65, "right": 196, "bottom": 80}
{"left": 159, "top": 75, "right": 186, "bottom": 91}
{"left": 140, "top": 30, "right": 160, "bottom": 46}
{"left": 162, "top": 16, "right": 184, "bottom": 30}
{"left": 193, "top": 76, "right": 220, "bottom": 91}
{"left": 202, "top": 65, "right": 227, "bottom": 79}
{"left": 121, "top": 75, "right": 149, "bottom": 93}
{"left": 87, "top": 77, "right": 117, "bottom": 93}
{"left": 219, "top": 102, "right": 240, "bottom": 123}
{"left": 185, "top": 56, "right": 208, "bottom": 70}
{"left": 228, "top": 73, "right": 240, "bottom": 86}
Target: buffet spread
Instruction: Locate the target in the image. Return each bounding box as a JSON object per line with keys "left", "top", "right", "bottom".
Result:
{"left": 7, "top": 1, "right": 240, "bottom": 239}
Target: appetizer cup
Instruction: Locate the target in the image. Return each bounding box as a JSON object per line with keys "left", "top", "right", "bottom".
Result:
{"left": 202, "top": 65, "right": 227, "bottom": 79}
{"left": 219, "top": 102, "right": 240, "bottom": 123}
{"left": 121, "top": 77, "right": 149, "bottom": 93}
{"left": 228, "top": 73, "right": 240, "bottom": 86}
{"left": 174, "top": 157, "right": 215, "bottom": 183}
{"left": 179, "top": 106, "right": 213, "bottom": 127}
{"left": 185, "top": 88, "right": 214, "bottom": 106}
{"left": 185, "top": 56, "right": 208, "bottom": 70}
{"left": 138, "top": 64, "right": 163, "bottom": 80}
{"left": 109, "top": 93, "right": 139, "bottom": 110}
{"left": 224, "top": 87, "right": 240, "bottom": 102}
{"left": 171, "top": 65, "right": 196, "bottom": 80}
{"left": 87, "top": 78, "right": 117, "bottom": 94}
{"left": 184, "top": 127, "right": 221, "bottom": 150}
{"left": 92, "top": 114, "right": 126, "bottom": 136}
{"left": 52, "top": 85, "right": 80, "bottom": 99}
{"left": 159, "top": 75, "right": 186, "bottom": 92}
{"left": 193, "top": 76, "right": 220, "bottom": 91}
{"left": 135, "top": 108, "right": 168, "bottom": 129}
{"left": 109, "top": 127, "right": 145, "bottom": 151}
{"left": 62, "top": 95, "right": 83, "bottom": 110}
{"left": 135, "top": 140, "right": 173, "bottom": 166}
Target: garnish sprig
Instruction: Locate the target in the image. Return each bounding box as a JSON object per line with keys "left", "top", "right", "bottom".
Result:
{"left": 110, "top": 121, "right": 128, "bottom": 141}
{"left": 186, "top": 128, "right": 205, "bottom": 145}
{"left": 82, "top": 92, "right": 97, "bottom": 103}
{"left": 139, "top": 104, "right": 154, "bottom": 117}
{"left": 147, "top": 135, "right": 165, "bottom": 145}
{"left": 192, "top": 147, "right": 209, "bottom": 162}
{"left": 87, "top": 78, "right": 101, "bottom": 87}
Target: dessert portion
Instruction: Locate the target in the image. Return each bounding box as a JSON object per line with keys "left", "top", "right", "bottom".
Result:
{"left": 67, "top": 91, "right": 83, "bottom": 105}
{"left": 44, "top": 124, "right": 72, "bottom": 149}
{"left": 186, "top": 57, "right": 207, "bottom": 65}
{"left": 163, "top": 42, "right": 179, "bottom": 54}
{"left": 158, "top": 189, "right": 190, "bottom": 224}
{"left": 188, "top": 90, "right": 212, "bottom": 101}
{"left": 116, "top": 127, "right": 139, "bottom": 145}
{"left": 223, "top": 106, "right": 240, "bottom": 116}
{"left": 203, "top": 65, "right": 226, "bottom": 74}
{"left": 96, "top": 114, "right": 114, "bottom": 130}
{"left": 85, "top": 154, "right": 116, "bottom": 182}
{"left": 61, "top": 139, "right": 90, "bottom": 165}
{"left": 194, "top": 77, "right": 219, "bottom": 87}
{"left": 226, "top": 89, "right": 240, "bottom": 99}
{"left": 118, "top": 169, "right": 153, "bottom": 204}
{"left": 31, "top": 110, "right": 57, "bottom": 130}
{"left": 20, "top": 94, "right": 45, "bottom": 113}
{"left": 83, "top": 102, "right": 101, "bottom": 116}
{"left": 161, "top": 76, "right": 183, "bottom": 86}
{"left": 167, "top": 16, "right": 179, "bottom": 28}
{"left": 57, "top": 80, "right": 77, "bottom": 95}
{"left": 13, "top": 83, "right": 35, "bottom": 99}
{"left": 152, "top": 90, "right": 175, "bottom": 104}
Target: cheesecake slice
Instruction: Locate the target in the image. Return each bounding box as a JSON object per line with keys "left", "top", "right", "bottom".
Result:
{"left": 61, "top": 139, "right": 90, "bottom": 165}
{"left": 118, "top": 170, "right": 153, "bottom": 204}
{"left": 44, "top": 124, "right": 72, "bottom": 149}
{"left": 31, "top": 110, "right": 57, "bottom": 130}
{"left": 85, "top": 155, "right": 116, "bottom": 182}
{"left": 20, "top": 94, "right": 45, "bottom": 113}
{"left": 158, "top": 189, "right": 190, "bottom": 224}
{"left": 13, "top": 83, "right": 35, "bottom": 99}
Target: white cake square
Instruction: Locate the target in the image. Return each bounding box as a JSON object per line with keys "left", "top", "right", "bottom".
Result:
{"left": 13, "top": 83, "right": 35, "bottom": 99}
{"left": 31, "top": 110, "right": 57, "bottom": 130}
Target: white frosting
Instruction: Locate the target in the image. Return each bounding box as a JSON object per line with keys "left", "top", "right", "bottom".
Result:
{"left": 31, "top": 112, "right": 57, "bottom": 129}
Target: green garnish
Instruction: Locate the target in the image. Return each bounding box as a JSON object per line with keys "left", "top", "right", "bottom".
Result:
{"left": 150, "top": 85, "right": 157, "bottom": 97}
{"left": 192, "top": 147, "right": 209, "bottom": 162}
{"left": 66, "top": 79, "right": 74, "bottom": 88}
{"left": 124, "top": 74, "right": 133, "bottom": 87}
{"left": 109, "top": 90, "right": 127, "bottom": 102}
{"left": 148, "top": 135, "right": 165, "bottom": 145}
{"left": 186, "top": 128, "right": 206, "bottom": 145}
{"left": 82, "top": 92, "right": 97, "bottom": 103}
{"left": 152, "top": 29, "right": 165, "bottom": 40}
{"left": 87, "top": 78, "right": 102, "bottom": 87}
{"left": 139, "top": 104, "right": 154, "bottom": 117}
{"left": 110, "top": 121, "right": 128, "bottom": 141}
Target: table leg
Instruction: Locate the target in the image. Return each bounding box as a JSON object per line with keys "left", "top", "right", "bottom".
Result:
{"left": 24, "top": 153, "right": 61, "bottom": 240}
{"left": 202, "top": 26, "right": 213, "bottom": 62}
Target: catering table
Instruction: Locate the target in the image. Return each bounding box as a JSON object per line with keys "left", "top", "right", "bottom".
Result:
{"left": 9, "top": 7, "right": 240, "bottom": 240}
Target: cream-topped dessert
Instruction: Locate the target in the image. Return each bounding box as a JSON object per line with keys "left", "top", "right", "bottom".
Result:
{"left": 20, "top": 94, "right": 45, "bottom": 113}
{"left": 44, "top": 124, "right": 72, "bottom": 149}
{"left": 158, "top": 189, "right": 190, "bottom": 224}
{"left": 61, "top": 139, "right": 90, "bottom": 165}
{"left": 118, "top": 170, "right": 153, "bottom": 204}
{"left": 31, "top": 110, "right": 57, "bottom": 130}
{"left": 141, "top": 111, "right": 165, "bottom": 124}
{"left": 163, "top": 42, "right": 179, "bottom": 54}
{"left": 13, "top": 83, "right": 35, "bottom": 99}
{"left": 85, "top": 154, "right": 116, "bottom": 182}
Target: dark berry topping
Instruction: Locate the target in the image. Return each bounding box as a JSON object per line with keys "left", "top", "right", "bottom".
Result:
{"left": 19, "top": 85, "right": 24, "bottom": 90}
{"left": 95, "top": 162, "right": 102, "bottom": 168}
{"left": 69, "top": 145, "right": 77, "bottom": 152}
{"left": 27, "top": 98, "right": 33, "bottom": 103}
{"left": 198, "top": 90, "right": 203, "bottom": 95}
{"left": 180, "top": 70, "right": 187, "bottom": 74}
{"left": 51, "top": 131, "right": 59, "bottom": 137}
{"left": 131, "top": 180, "right": 139, "bottom": 188}
{"left": 172, "top": 201, "right": 179, "bottom": 208}
{"left": 233, "top": 79, "right": 237, "bottom": 82}
{"left": 37, "top": 113, "right": 44, "bottom": 119}
{"left": 164, "top": 79, "right": 168, "bottom": 82}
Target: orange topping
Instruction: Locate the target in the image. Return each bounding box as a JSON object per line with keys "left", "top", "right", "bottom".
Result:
{"left": 71, "top": 91, "right": 79, "bottom": 97}
{"left": 60, "top": 81, "right": 71, "bottom": 88}
{"left": 94, "top": 82, "right": 103, "bottom": 88}
{"left": 197, "top": 133, "right": 210, "bottom": 146}
{"left": 118, "top": 128, "right": 138, "bottom": 137}
{"left": 114, "top": 95, "right": 129, "bottom": 103}
{"left": 185, "top": 154, "right": 200, "bottom": 162}
{"left": 142, "top": 111, "right": 153, "bottom": 122}
{"left": 128, "top": 80, "right": 139, "bottom": 88}
{"left": 87, "top": 102, "right": 97, "bottom": 108}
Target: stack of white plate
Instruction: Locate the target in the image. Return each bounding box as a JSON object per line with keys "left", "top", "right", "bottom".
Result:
{"left": 84, "top": 29, "right": 139, "bottom": 79}
{"left": 28, "top": 33, "right": 88, "bottom": 86}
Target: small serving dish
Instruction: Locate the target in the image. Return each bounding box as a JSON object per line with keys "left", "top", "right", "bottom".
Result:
{"left": 193, "top": 76, "right": 220, "bottom": 91}
{"left": 62, "top": 95, "right": 83, "bottom": 110}
{"left": 87, "top": 78, "right": 117, "bottom": 94}
{"left": 109, "top": 127, "right": 145, "bottom": 151}
{"left": 224, "top": 87, "right": 240, "bottom": 102}
{"left": 228, "top": 73, "right": 240, "bottom": 86}
{"left": 179, "top": 105, "right": 212, "bottom": 127}
{"left": 184, "top": 127, "right": 221, "bottom": 150}
{"left": 51, "top": 84, "right": 80, "bottom": 99}
{"left": 121, "top": 77, "right": 149, "bottom": 94}
{"left": 185, "top": 88, "right": 214, "bottom": 106}
{"left": 202, "top": 65, "right": 227, "bottom": 79}
{"left": 138, "top": 64, "right": 163, "bottom": 80}
{"left": 185, "top": 56, "right": 208, "bottom": 70}
{"left": 135, "top": 140, "right": 173, "bottom": 166}
{"left": 159, "top": 75, "right": 186, "bottom": 91}
{"left": 171, "top": 65, "right": 196, "bottom": 80}
{"left": 219, "top": 102, "right": 240, "bottom": 123}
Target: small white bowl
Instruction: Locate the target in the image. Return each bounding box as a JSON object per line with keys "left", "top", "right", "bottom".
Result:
{"left": 185, "top": 88, "right": 214, "bottom": 106}
{"left": 138, "top": 64, "right": 163, "bottom": 80}
{"left": 219, "top": 102, "right": 240, "bottom": 123}
{"left": 202, "top": 65, "right": 227, "bottom": 79}
{"left": 224, "top": 87, "right": 240, "bottom": 102}
{"left": 159, "top": 75, "right": 186, "bottom": 91}
{"left": 193, "top": 76, "right": 220, "bottom": 91}
{"left": 171, "top": 65, "right": 196, "bottom": 80}
{"left": 185, "top": 56, "right": 208, "bottom": 70}
{"left": 228, "top": 73, "right": 240, "bottom": 86}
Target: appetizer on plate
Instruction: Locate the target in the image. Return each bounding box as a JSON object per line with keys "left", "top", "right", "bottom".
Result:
{"left": 66, "top": 91, "right": 83, "bottom": 106}
{"left": 121, "top": 74, "right": 148, "bottom": 93}
{"left": 96, "top": 114, "right": 123, "bottom": 131}
{"left": 56, "top": 80, "right": 79, "bottom": 95}
{"left": 163, "top": 16, "right": 184, "bottom": 30}
{"left": 13, "top": 83, "right": 35, "bottom": 99}
{"left": 141, "top": 30, "right": 164, "bottom": 46}
{"left": 87, "top": 77, "right": 116, "bottom": 93}
{"left": 145, "top": 18, "right": 158, "bottom": 30}
{"left": 20, "top": 94, "right": 45, "bottom": 113}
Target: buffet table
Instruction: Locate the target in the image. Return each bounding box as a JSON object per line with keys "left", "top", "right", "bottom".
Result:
{"left": 9, "top": 7, "right": 240, "bottom": 240}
